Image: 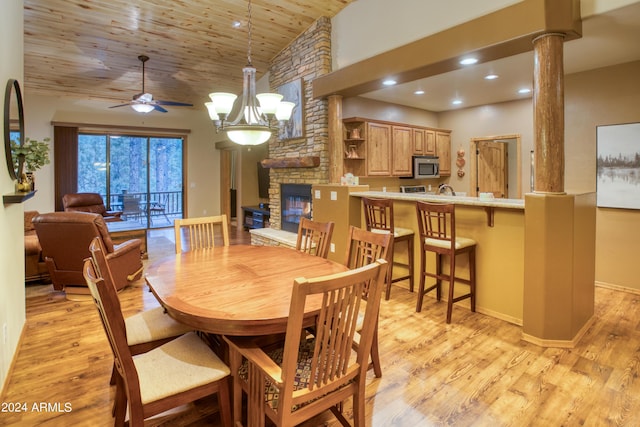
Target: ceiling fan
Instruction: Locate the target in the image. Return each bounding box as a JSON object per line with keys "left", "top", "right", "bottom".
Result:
{"left": 109, "top": 55, "right": 193, "bottom": 113}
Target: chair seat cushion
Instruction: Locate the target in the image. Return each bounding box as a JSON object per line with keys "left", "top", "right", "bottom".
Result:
{"left": 424, "top": 236, "right": 476, "bottom": 250}
{"left": 238, "top": 338, "right": 318, "bottom": 411}
{"left": 134, "top": 332, "right": 230, "bottom": 405}
{"left": 125, "top": 306, "right": 193, "bottom": 346}
{"left": 371, "top": 227, "right": 414, "bottom": 238}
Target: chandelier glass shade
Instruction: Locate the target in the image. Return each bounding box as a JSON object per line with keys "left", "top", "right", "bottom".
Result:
{"left": 206, "top": 1, "right": 295, "bottom": 145}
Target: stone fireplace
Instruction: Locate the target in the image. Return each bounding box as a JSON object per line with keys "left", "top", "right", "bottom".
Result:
{"left": 263, "top": 17, "right": 332, "bottom": 231}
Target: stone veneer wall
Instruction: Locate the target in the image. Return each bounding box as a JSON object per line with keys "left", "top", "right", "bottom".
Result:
{"left": 267, "top": 16, "right": 332, "bottom": 229}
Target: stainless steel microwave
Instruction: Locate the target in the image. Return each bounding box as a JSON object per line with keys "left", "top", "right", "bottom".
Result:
{"left": 411, "top": 156, "right": 440, "bottom": 179}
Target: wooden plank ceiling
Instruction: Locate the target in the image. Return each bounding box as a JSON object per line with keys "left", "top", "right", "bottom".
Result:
{"left": 23, "top": 0, "right": 353, "bottom": 110}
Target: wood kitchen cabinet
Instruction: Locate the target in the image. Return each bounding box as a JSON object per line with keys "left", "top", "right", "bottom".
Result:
{"left": 366, "top": 122, "right": 392, "bottom": 176}
{"left": 413, "top": 128, "right": 425, "bottom": 154}
{"left": 392, "top": 125, "right": 413, "bottom": 176}
{"left": 425, "top": 130, "right": 436, "bottom": 155}
{"left": 342, "top": 117, "right": 451, "bottom": 178}
{"left": 436, "top": 131, "right": 451, "bottom": 176}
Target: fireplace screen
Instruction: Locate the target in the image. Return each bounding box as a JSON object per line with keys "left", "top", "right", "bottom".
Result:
{"left": 280, "top": 184, "right": 312, "bottom": 232}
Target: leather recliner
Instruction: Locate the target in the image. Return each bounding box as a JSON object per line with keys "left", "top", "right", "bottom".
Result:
{"left": 33, "top": 211, "right": 143, "bottom": 292}
{"left": 62, "top": 192, "right": 123, "bottom": 222}
{"left": 24, "top": 210, "right": 49, "bottom": 282}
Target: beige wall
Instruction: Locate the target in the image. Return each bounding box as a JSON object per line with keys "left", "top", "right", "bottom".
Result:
{"left": 21, "top": 95, "right": 222, "bottom": 218}
{"left": 565, "top": 61, "right": 640, "bottom": 291}
{"left": 1, "top": 0, "right": 24, "bottom": 392}
{"left": 332, "top": 0, "right": 522, "bottom": 69}
{"left": 343, "top": 96, "right": 439, "bottom": 128}
{"left": 438, "top": 99, "right": 534, "bottom": 196}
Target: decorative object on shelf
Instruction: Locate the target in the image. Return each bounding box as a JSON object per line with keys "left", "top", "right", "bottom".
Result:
{"left": 347, "top": 145, "right": 358, "bottom": 159}
{"left": 11, "top": 137, "right": 51, "bottom": 192}
{"left": 456, "top": 146, "right": 466, "bottom": 179}
{"left": 340, "top": 173, "right": 359, "bottom": 186}
{"left": 349, "top": 128, "right": 361, "bottom": 139}
{"left": 205, "top": 0, "right": 294, "bottom": 146}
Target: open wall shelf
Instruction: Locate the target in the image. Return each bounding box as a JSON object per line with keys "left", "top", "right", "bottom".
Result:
{"left": 3, "top": 190, "right": 35, "bottom": 204}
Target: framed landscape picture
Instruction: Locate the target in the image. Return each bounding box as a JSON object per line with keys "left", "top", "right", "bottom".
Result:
{"left": 277, "top": 78, "right": 304, "bottom": 140}
{"left": 596, "top": 122, "right": 640, "bottom": 209}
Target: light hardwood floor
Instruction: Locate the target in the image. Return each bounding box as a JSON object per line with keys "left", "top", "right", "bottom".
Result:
{"left": 2, "top": 225, "right": 640, "bottom": 426}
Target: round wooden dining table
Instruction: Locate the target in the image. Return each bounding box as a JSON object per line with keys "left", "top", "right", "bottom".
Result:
{"left": 145, "top": 245, "right": 348, "bottom": 336}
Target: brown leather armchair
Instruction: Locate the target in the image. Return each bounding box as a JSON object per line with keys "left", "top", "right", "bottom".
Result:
{"left": 24, "top": 210, "right": 49, "bottom": 282}
{"left": 62, "top": 192, "right": 123, "bottom": 222}
{"left": 33, "top": 212, "right": 143, "bottom": 293}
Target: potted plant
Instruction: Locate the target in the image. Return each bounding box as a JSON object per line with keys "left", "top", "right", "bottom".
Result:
{"left": 11, "top": 137, "right": 51, "bottom": 191}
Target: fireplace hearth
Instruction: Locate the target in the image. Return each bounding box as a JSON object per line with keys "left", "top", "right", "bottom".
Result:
{"left": 280, "top": 184, "right": 312, "bottom": 233}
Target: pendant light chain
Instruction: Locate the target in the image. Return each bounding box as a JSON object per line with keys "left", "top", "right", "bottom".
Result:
{"left": 205, "top": 0, "right": 295, "bottom": 145}
{"left": 247, "top": 0, "right": 253, "bottom": 66}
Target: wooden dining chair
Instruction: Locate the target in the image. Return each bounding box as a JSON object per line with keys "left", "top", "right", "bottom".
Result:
{"left": 87, "top": 237, "right": 193, "bottom": 386}
{"left": 174, "top": 214, "right": 229, "bottom": 253}
{"left": 295, "top": 217, "right": 335, "bottom": 259}
{"left": 362, "top": 197, "right": 415, "bottom": 300}
{"left": 344, "top": 225, "right": 392, "bottom": 378}
{"left": 83, "top": 257, "right": 232, "bottom": 427}
{"left": 224, "top": 259, "right": 388, "bottom": 427}
{"left": 415, "top": 201, "right": 477, "bottom": 323}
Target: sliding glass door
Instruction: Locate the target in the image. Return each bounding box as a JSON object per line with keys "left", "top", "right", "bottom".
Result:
{"left": 78, "top": 133, "right": 183, "bottom": 229}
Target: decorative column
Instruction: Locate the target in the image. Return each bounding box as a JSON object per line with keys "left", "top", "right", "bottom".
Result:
{"left": 523, "top": 32, "right": 596, "bottom": 347}
{"left": 533, "top": 33, "right": 565, "bottom": 194}
{"left": 328, "top": 94, "right": 344, "bottom": 183}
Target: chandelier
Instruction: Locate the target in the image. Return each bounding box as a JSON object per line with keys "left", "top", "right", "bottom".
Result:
{"left": 206, "top": 0, "right": 295, "bottom": 145}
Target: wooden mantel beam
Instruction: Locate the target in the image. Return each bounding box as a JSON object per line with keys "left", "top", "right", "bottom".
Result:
{"left": 260, "top": 156, "right": 320, "bottom": 169}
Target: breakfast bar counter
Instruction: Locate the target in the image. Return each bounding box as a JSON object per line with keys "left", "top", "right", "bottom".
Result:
{"left": 313, "top": 186, "right": 526, "bottom": 325}
{"left": 350, "top": 190, "right": 524, "bottom": 228}
{"left": 349, "top": 191, "right": 525, "bottom": 210}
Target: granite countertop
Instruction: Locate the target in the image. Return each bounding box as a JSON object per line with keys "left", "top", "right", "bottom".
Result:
{"left": 349, "top": 191, "right": 525, "bottom": 210}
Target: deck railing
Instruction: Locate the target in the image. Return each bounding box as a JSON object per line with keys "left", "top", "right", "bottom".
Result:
{"left": 104, "top": 190, "right": 183, "bottom": 227}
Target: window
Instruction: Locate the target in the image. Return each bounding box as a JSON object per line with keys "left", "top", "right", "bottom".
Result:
{"left": 78, "top": 133, "right": 184, "bottom": 229}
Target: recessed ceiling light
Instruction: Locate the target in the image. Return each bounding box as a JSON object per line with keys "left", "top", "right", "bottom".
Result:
{"left": 452, "top": 99, "right": 463, "bottom": 105}
{"left": 232, "top": 20, "right": 242, "bottom": 28}
{"left": 382, "top": 79, "right": 397, "bottom": 86}
{"left": 459, "top": 57, "right": 478, "bottom": 65}
{"left": 414, "top": 90, "right": 425, "bottom": 95}
{"left": 518, "top": 88, "right": 532, "bottom": 94}
{"left": 485, "top": 74, "right": 499, "bottom": 80}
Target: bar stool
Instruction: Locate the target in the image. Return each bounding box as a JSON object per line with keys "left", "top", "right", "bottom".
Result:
{"left": 415, "top": 201, "right": 476, "bottom": 323}
{"left": 362, "top": 197, "right": 414, "bottom": 300}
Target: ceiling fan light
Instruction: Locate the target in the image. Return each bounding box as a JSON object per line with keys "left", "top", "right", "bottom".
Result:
{"left": 227, "top": 128, "right": 272, "bottom": 145}
{"left": 208, "top": 92, "right": 237, "bottom": 116}
{"left": 131, "top": 103, "right": 155, "bottom": 113}
{"left": 204, "top": 102, "right": 219, "bottom": 120}
{"left": 256, "top": 93, "right": 283, "bottom": 115}
{"left": 275, "top": 101, "right": 295, "bottom": 121}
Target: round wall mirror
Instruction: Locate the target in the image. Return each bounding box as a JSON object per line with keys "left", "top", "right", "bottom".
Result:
{"left": 4, "top": 79, "right": 25, "bottom": 181}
